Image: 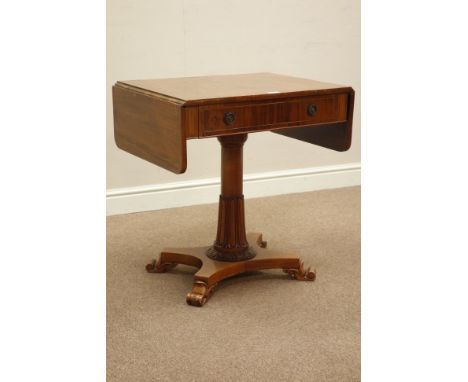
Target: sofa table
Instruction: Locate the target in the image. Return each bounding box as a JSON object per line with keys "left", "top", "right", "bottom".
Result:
{"left": 112, "top": 73, "right": 354, "bottom": 306}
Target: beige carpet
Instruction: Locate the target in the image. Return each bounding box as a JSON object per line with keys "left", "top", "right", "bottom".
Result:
{"left": 107, "top": 187, "right": 360, "bottom": 382}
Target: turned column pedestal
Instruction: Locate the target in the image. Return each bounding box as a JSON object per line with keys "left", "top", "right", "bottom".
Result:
{"left": 146, "top": 134, "right": 316, "bottom": 306}
{"left": 207, "top": 134, "right": 255, "bottom": 261}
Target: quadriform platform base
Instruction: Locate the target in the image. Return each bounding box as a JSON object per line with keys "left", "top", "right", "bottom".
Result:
{"left": 144, "top": 133, "right": 316, "bottom": 307}
{"left": 112, "top": 73, "right": 354, "bottom": 307}
{"left": 146, "top": 233, "right": 315, "bottom": 307}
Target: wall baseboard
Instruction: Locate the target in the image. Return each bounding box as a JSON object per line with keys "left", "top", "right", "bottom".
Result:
{"left": 106, "top": 162, "right": 361, "bottom": 216}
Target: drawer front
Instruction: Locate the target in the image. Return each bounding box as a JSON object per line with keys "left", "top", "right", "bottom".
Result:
{"left": 199, "top": 93, "right": 349, "bottom": 136}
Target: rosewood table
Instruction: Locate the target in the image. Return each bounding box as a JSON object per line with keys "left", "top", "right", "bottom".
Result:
{"left": 112, "top": 73, "right": 354, "bottom": 306}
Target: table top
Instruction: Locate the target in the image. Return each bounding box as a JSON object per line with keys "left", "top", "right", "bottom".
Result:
{"left": 113, "top": 73, "right": 354, "bottom": 174}
{"left": 118, "top": 72, "right": 351, "bottom": 106}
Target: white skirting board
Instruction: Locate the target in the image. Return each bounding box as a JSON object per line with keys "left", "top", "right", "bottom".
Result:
{"left": 106, "top": 162, "right": 361, "bottom": 216}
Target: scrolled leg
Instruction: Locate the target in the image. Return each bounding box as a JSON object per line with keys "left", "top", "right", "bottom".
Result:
{"left": 186, "top": 281, "right": 217, "bottom": 307}
{"left": 146, "top": 254, "right": 177, "bottom": 273}
{"left": 256, "top": 233, "right": 267, "bottom": 248}
{"left": 284, "top": 261, "right": 316, "bottom": 281}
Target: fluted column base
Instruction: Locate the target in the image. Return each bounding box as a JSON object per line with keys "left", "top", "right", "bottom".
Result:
{"left": 207, "top": 195, "right": 256, "bottom": 261}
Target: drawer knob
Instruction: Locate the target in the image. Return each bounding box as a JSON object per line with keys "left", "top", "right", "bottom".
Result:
{"left": 223, "top": 112, "right": 235, "bottom": 125}
{"left": 307, "top": 104, "right": 317, "bottom": 116}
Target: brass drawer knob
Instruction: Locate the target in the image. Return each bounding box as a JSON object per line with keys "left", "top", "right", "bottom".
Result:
{"left": 307, "top": 104, "right": 317, "bottom": 116}
{"left": 223, "top": 112, "right": 235, "bottom": 125}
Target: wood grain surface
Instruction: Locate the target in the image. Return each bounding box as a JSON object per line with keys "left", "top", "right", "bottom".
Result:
{"left": 112, "top": 84, "right": 187, "bottom": 173}
{"left": 118, "top": 72, "right": 351, "bottom": 106}
{"left": 112, "top": 73, "right": 355, "bottom": 173}
{"left": 146, "top": 233, "right": 315, "bottom": 306}
{"left": 199, "top": 93, "right": 348, "bottom": 137}
{"left": 273, "top": 90, "right": 355, "bottom": 151}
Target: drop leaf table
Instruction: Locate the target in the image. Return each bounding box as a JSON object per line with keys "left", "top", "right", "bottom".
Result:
{"left": 112, "top": 73, "right": 354, "bottom": 306}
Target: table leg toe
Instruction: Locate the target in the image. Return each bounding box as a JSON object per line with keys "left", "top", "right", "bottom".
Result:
{"left": 145, "top": 253, "right": 178, "bottom": 273}
{"left": 283, "top": 261, "right": 316, "bottom": 281}
{"left": 186, "top": 281, "right": 217, "bottom": 307}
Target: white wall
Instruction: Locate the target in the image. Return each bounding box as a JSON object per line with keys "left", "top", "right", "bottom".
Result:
{"left": 107, "top": 0, "right": 360, "bottom": 212}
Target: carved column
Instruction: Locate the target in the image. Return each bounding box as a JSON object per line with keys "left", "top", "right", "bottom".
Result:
{"left": 206, "top": 134, "right": 256, "bottom": 262}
